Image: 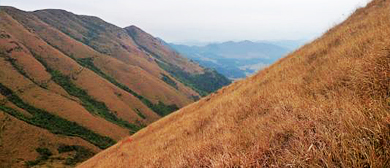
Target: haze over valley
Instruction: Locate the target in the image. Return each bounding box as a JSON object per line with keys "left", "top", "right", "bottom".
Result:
{"left": 170, "top": 40, "right": 306, "bottom": 79}
{"left": 1, "top": 0, "right": 388, "bottom": 167}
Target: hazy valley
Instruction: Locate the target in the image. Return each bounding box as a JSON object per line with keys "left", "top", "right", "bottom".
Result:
{"left": 170, "top": 40, "right": 305, "bottom": 79}
{"left": 0, "top": 0, "right": 389, "bottom": 167}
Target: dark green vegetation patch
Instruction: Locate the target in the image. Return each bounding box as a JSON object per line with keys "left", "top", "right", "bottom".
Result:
{"left": 0, "top": 83, "right": 115, "bottom": 149}
{"left": 0, "top": 51, "right": 48, "bottom": 89}
{"left": 25, "top": 148, "right": 53, "bottom": 167}
{"left": 156, "top": 61, "right": 231, "bottom": 96}
{"left": 135, "top": 109, "right": 146, "bottom": 119}
{"left": 43, "top": 41, "right": 178, "bottom": 118}
{"left": 161, "top": 73, "right": 178, "bottom": 90}
{"left": 57, "top": 144, "right": 95, "bottom": 166}
{"left": 73, "top": 56, "right": 179, "bottom": 117}
{"left": 30, "top": 53, "right": 143, "bottom": 134}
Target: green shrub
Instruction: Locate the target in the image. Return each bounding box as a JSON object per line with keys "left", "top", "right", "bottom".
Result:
{"left": 25, "top": 148, "right": 53, "bottom": 167}
{"left": 161, "top": 73, "right": 178, "bottom": 90}
{"left": 25, "top": 160, "right": 40, "bottom": 167}
{"left": 150, "top": 101, "right": 179, "bottom": 116}
{"left": 36, "top": 148, "right": 52, "bottom": 160}
{"left": 135, "top": 109, "right": 146, "bottom": 119}
{"left": 58, "top": 145, "right": 77, "bottom": 153}
{"left": 57, "top": 144, "right": 95, "bottom": 165}
{"left": 156, "top": 61, "right": 232, "bottom": 96}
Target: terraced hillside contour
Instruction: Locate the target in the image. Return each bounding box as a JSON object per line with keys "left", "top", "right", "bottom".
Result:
{"left": 0, "top": 7, "right": 230, "bottom": 167}
{"left": 80, "top": 0, "right": 390, "bottom": 167}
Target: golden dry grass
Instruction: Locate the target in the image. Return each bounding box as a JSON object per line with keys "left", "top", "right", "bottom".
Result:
{"left": 80, "top": 0, "right": 390, "bottom": 167}
{"left": 0, "top": 112, "right": 100, "bottom": 168}
{"left": 0, "top": 5, "right": 227, "bottom": 167}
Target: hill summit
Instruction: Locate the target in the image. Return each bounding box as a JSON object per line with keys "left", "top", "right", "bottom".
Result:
{"left": 80, "top": 0, "right": 390, "bottom": 167}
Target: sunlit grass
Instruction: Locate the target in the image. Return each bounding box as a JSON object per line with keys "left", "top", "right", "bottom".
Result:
{"left": 80, "top": 0, "right": 390, "bottom": 167}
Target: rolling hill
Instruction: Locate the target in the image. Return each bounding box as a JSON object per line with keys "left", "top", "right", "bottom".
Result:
{"left": 0, "top": 7, "right": 230, "bottom": 167}
{"left": 80, "top": 0, "right": 390, "bottom": 167}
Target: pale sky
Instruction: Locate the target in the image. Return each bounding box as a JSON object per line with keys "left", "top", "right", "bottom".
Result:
{"left": 0, "top": 0, "right": 371, "bottom": 43}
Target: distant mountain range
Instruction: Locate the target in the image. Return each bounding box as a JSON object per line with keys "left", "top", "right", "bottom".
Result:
{"left": 170, "top": 40, "right": 306, "bottom": 79}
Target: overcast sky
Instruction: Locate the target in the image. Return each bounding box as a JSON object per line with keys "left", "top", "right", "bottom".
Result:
{"left": 1, "top": 0, "right": 371, "bottom": 43}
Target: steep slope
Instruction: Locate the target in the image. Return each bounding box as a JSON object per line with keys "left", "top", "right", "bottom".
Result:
{"left": 33, "top": 10, "right": 230, "bottom": 97}
{"left": 80, "top": 0, "right": 390, "bottom": 167}
{"left": 0, "top": 112, "right": 100, "bottom": 168}
{"left": 0, "top": 9, "right": 145, "bottom": 167}
{"left": 0, "top": 6, "right": 230, "bottom": 167}
{"left": 126, "top": 26, "right": 231, "bottom": 96}
{"left": 125, "top": 25, "right": 204, "bottom": 74}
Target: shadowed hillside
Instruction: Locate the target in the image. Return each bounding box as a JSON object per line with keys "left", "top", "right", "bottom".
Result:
{"left": 0, "top": 7, "right": 230, "bottom": 167}
{"left": 80, "top": 0, "right": 390, "bottom": 167}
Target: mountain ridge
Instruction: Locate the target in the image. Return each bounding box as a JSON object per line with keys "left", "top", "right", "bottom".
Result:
{"left": 0, "top": 6, "right": 230, "bottom": 167}
{"left": 80, "top": 0, "right": 390, "bottom": 167}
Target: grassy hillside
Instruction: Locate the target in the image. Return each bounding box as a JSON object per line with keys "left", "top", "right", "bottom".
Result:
{"left": 0, "top": 6, "right": 230, "bottom": 167}
{"left": 126, "top": 26, "right": 231, "bottom": 96}
{"left": 80, "top": 0, "right": 390, "bottom": 167}
{"left": 0, "top": 112, "right": 101, "bottom": 168}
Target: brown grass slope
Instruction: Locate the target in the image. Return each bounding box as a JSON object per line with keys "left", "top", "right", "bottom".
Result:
{"left": 0, "top": 11, "right": 131, "bottom": 167}
{"left": 20, "top": 7, "right": 194, "bottom": 108}
{"left": 0, "top": 9, "right": 133, "bottom": 137}
{"left": 0, "top": 112, "right": 100, "bottom": 168}
{"left": 0, "top": 6, "right": 227, "bottom": 167}
{"left": 4, "top": 6, "right": 197, "bottom": 110}
{"left": 125, "top": 25, "right": 203, "bottom": 74}
{"left": 80, "top": 0, "right": 390, "bottom": 167}
{"left": 125, "top": 25, "right": 231, "bottom": 97}
{"left": 32, "top": 9, "right": 202, "bottom": 101}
